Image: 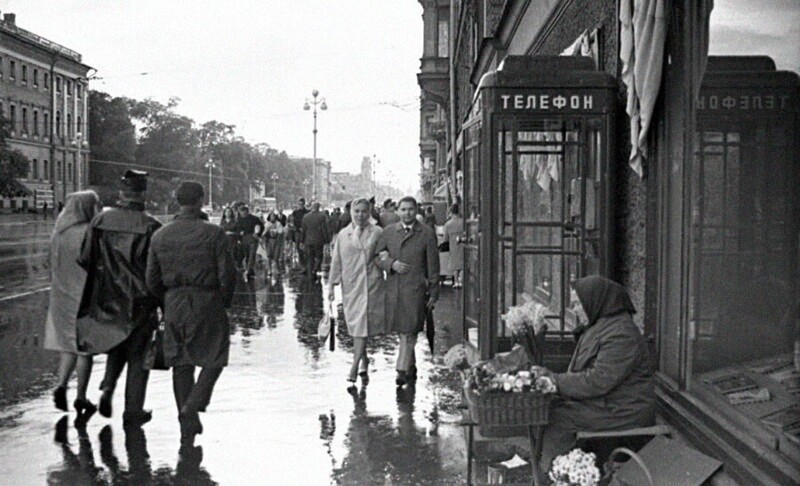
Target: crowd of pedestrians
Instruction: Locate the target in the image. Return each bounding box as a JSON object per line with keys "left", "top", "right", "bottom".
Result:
{"left": 42, "top": 167, "right": 459, "bottom": 455}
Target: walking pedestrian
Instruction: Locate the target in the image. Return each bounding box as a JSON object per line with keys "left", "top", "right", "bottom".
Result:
{"left": 291, "top": 198, "right": 309, "bottom": 271}
{"left": 442, "top": 203, "right": 464, "bottom": 288}
{"left": 263, "top": 212, "right": 285, "bottom": 277}
{"left": 42, "top": 200, "right": 49, "bottom": 220}
{"left": 301, "top": 202, "right": 330, "bottom": 281}
{"left": 378, "top": 199, "right": 400, "bottom": 228}
{"left": 236, "top": 205, "right": 263, "bottom": 279}
{"left": 328, "top": 198, "right": 386, "bottom": 389}
{"left": 375, "top": 196, "right": 440, "bottom": 386}
{"left": 146, "top": 181, "right": 236, "bottom": 447}
{"left": 45, "top": 190, "right": 102, "bottom": 421}
{"left": 76, "top": 170, "right": 162, "bottom": 427}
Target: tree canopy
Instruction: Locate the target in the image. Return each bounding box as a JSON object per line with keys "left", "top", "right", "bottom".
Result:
{"left": 0, "top": 117, "right": 31, "bottom": 198}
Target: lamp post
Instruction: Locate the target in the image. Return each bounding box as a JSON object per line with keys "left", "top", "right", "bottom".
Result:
{"left": 303, "top": 89, "right": 327, "bottom": 202}
{"left": 205, "top": 158, "right": 217, "bottom": 208}
{"left": 271, "top": 172, "right": 279, "bottom": 208}
{"left": 303, "top": 178, "right": 311, "bottom": 201}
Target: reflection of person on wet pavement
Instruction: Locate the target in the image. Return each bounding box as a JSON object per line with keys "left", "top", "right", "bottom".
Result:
{"left": 49, "top": 416, "right": 101, "bottom": 483}
{"left": 146, "top": 182, "right": 237, "bottom": 445}
{"left": 532, "top": 276, "right": 655, "bottom": 478}
{"left": 328, "top": 198, "right": 386, "bottom": 389}
{"left": 235, "top": 205, "right": 263, "bottom": 279}
{"left": 45, "top": 190, "right": 102, "bottom": 421}
{"left": 76, "top": 170, "right": 162, "bottom": 427}
{"left": 375, "top": 196, "right": 440, "bottom": 387}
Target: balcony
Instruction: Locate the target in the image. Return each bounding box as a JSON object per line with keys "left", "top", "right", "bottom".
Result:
{"left": 417, "top": 56, "right": 449, "bottom": 105}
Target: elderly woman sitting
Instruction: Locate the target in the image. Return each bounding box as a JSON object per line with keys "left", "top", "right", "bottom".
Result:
{"left": 535, "top": 275, "right": 655, "bottom": 474}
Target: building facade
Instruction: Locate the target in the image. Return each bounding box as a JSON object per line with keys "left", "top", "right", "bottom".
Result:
{"left": 427, "top": 1, "right": 799, "bottom": 483}
{"left": 0, "top": 12, "right": 93, "bottom": 211}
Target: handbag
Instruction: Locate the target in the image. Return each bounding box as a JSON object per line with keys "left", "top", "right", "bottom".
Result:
{"left": 143, "top": 321, "right": 169, "bottom": 370}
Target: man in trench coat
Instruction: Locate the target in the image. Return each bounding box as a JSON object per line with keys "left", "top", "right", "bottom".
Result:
{"left": 376, "top": 196, "right": 439, "bottom": 386}
{"left": 146, "top": 182, "right": 236, "bottom": 445}
{"left": 77, "top": 170, "right": 162, "bottom": 427}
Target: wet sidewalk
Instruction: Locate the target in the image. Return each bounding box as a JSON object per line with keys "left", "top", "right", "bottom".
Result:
{"left": 0, "top": 271, "right": 469, "bottom": 484}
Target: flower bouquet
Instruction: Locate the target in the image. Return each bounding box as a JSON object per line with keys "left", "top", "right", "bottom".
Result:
{"left": 501, "top": 298, "right": 549, "bottom": 365}
{"left": 548, "top": 448, "right": 601, "bottom": 486}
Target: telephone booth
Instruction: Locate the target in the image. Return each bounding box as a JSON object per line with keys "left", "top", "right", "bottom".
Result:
{"left": 460, "top": 56, "right": 617, "bottom": 366}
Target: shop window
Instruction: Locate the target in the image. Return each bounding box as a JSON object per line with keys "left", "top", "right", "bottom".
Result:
{"left": 682, "top": 0, "right": 800, "bottom": 459}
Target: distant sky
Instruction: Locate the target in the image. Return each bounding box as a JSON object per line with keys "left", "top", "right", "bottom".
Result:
{"left": 3, "top": 0, "right": 423, "bottom": 194}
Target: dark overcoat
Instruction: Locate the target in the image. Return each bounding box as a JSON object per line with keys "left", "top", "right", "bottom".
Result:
{"left": 76, "top": 201, "right": 162, "bottom": 353}
{"left": 301, "top": 210, "right": 330, "bottom": 247}
{"left": 376, "top": 221, "right": 439, "bottom": 334}
{"left": 146, "top": 209, "right": 236, "bottom": 368}
{"left": 553, "top": 312, "right": 655, "bottom": 430}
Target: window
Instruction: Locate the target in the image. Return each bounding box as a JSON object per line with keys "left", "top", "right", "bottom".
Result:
{"left": 77, "top": 84, "right": 82, "bottom": 99}
{"left": 43, "top": 112, "right": 49, "bottom": 136}
{"left": 21, "top": 64, "right": 27, "bottom": 82}
{"left": 32, "top": 159, "right": 38, "bottom": 180}
{"left": 67, "top": 162, "right": 72, "bottom": 182}
{"left": 9, "top": 60, "right": 15, "bottom": 80}
{"left": 56, "top": 76, "right": 61, "bottom": 93}
{"left": 67, "top": 113, "right": 72, "bottom": 138}
{"left": 67, "top": 80, "right": 72, "bottom": 96}
{"left": 44, "top": 73, "right": 49, "bottom": 89}
{"left": 33, "top": 68, "right": 38, "bottom": 87}
{"left": 56, "top": 161, "right": 61, "bottom": 181}
{"left": 21, "top": 108, "right": 27, "bottom": 133}
{"left": 9, "top": 105, "right": 16, "bottom": 131}
{"left": 43, "top": 160, "right": 49, "bottom": 181}
{"left": 33, "top": 110, "right": 38, "bottom": 135}
{"left": 56, "top": 111, "right": 61, "bottom": 136}
{"left": 77, "top": 116, "right": 82, "bottom": 135}
{"left": 0, "top": 56, "right": 3, "bottom": 78}
{"left": 437, "top": 20, "right": 449, "bottom": 58}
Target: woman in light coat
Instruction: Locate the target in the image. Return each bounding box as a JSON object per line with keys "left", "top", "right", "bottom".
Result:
{"left": 44, "top": 190, "right": 101, "bottom": 419}
{"left": 442, "top": 203, "right": 464, "bottom": 287}
{"left": 328, "top": 198, "right": 386, "bottom": 387}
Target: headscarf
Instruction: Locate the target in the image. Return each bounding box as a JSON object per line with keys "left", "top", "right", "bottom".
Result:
{"left": 573, "top": 275, "right": 636, "bottom": 328}
{"left": 54, "top": 190, "right": 100, "bottom": 234}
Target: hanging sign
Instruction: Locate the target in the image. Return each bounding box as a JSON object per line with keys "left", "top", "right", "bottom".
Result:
{"left": 495, "top": 90, "right": 611, "bottom": 113}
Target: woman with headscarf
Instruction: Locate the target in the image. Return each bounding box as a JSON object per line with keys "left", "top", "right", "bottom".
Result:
{"left": 44, "top": 190, "right": 102, "bottom": 419}
{"left": 534, "top": 275, "right": 655, "bottom": 474}
{"left": 327, "top": 198, "right": 386, "bottom": 389}
{"left": 262, "top": 212, "right": 285, "bottom": 277}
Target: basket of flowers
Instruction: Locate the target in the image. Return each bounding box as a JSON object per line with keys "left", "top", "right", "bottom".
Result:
{"left": 464, "top": 360, "right": 556, "bottom": 436}
{"left": 501, "top": 297, "right": 549, "bottom": 365}
{"left": 548, "top": 448, "right": 602, "bottom": 486}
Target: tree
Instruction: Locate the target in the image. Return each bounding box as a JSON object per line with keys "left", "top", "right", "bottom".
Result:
{"left": 87, "top": 91, "right": 137, "bottom": 198}
{"left": 0, "top": 117, "right": 31, "bottom": 197}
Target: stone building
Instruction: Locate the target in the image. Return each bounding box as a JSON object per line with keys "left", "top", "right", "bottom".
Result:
{"left": 429, "top": 1, "right": 799, "bottom": 483}
{"left": 0, "top": 12, "right": 93, "bottom": 211}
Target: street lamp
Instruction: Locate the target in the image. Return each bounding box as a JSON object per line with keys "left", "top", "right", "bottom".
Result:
{"left": 205, "top": 158, "right": 217, "bottom": 208}
{"left": 303, "top": 89, "right": 327, "bottom": 202}
{"left": 302, "top": 178, "right": 311, "bottom": 201}
{"left": 271, "top": 172, "right": 279, "bottom": 208}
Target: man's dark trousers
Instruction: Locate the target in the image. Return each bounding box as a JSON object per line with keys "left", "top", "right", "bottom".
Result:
{"left": 173, "top": 366, "right": 223, "bottom": 413}
{"left": 99, "top": 324, "right": 151, "bottom": 414}
{"left": 241, "top": 234, "right": 258, "bottom": 274}
{"left": 306, "top": 244, "right": 324, "bottom": 279}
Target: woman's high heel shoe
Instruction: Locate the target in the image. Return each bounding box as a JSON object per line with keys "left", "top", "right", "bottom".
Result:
{"left": 74, "top": 398, "right": 97, "bottom": 417}
{"left": 53, "top": 386, "right": 68, "bottom": 412}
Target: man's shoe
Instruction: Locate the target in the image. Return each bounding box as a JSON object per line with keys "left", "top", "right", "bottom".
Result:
{"left": 407, "top": 366, "right": 418, "bottom": 382}
{"left": 179, "top": 410, "right": 203, "bottom": 436}
{"left": 395, "top": 371, "right": 407, "bottom": 387}
{"left": 123, "top": 410, "right": 152, "bottom": 428}
{"left": 98, "top": 391, "right": 113, "bottom": 418}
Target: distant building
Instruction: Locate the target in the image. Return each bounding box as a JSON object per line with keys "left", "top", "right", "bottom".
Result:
{"left": 289, "top": 156, "right": 331, "bottom": 204}
{"left": 0, "top": 12, "right": 93, "bottom": 211}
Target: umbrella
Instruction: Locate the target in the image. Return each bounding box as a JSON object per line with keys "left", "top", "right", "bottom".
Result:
{"left": 425, "top": 304, "right": 435, "bottom": 355}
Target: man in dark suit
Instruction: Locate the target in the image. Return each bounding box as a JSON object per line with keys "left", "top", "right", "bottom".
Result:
{"left": 300, "top": 202, "right": 330, "bottom": 281}
{"left": 376, "top": 196, "right": 440, "bottom": 386}
{"left": 291, "top": 198, "right": 309, "bottom": 271}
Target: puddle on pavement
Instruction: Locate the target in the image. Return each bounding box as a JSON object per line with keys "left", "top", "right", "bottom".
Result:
{"left": 0, "top": 270, "right": 468, "bottom": 484}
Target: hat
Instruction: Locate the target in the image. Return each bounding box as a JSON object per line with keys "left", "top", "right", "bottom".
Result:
{"left": 176, "top": 181, "right": 204, "bottom": 206}
{"left": 121, "top": 169, "right": 148, "bottom": 192}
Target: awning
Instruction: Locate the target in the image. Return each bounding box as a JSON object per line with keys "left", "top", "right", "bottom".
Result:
{"left": 0, "top": 179, "right": 34, "bottom": 198}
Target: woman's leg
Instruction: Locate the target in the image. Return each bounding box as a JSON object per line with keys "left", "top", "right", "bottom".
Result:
{"left": 75, "top": 355, "right": 93, "bottom": 401}
{"left": 57, "top": 352, "right": 78, "bottom": 388}
{"left": 349, "top": 337, "right": 367, "bottom": 381}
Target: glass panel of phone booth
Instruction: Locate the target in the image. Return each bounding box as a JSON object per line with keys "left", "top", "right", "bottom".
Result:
{"left": 463, "top": 121, "right": 481, "bottom": 348}
{"left": 497, "top": 118, "right": 602, "bottom": 339}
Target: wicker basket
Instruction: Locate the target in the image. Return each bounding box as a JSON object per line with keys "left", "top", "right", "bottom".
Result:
{"left": 465, "top": 387, "right": 550, "bottom": 436}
